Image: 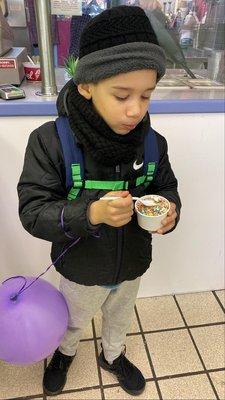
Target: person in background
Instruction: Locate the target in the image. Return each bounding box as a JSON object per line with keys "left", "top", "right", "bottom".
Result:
{"left": 69, "top": 1, "right": 104, "bottom": 62}
{"left": 139, "top": 0, "right": 163, "bottom": 10}
{"left": 18, "top": 5, "right": 181, "bottom": 397}
{"left": 179, "top": 9, "right": 199, "bottom": 47}
{"left": 195, "top": 0, "right": 208, "bottom": 22}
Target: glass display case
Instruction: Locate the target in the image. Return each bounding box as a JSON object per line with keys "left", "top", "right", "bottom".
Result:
{"left": 115, "top": 0, "right": 225, "bottom": 84}
{"left": 0, "top": 0, "right": 224, "bottom": 86}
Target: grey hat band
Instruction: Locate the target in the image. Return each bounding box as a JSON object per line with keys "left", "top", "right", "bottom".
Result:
{"left": 74, "top": 42, "right": 166, "bottom": 84}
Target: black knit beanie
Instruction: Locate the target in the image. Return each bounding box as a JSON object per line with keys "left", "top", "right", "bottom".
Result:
{"left": 74, "top": 5, "right": 166, "bottom": 84}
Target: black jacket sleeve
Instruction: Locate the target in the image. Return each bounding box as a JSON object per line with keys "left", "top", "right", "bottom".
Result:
{"left": 17, "top": 121, "right": 98, "bottom": 243}
{"left": 147, "top": 132, "right": 182, "bottom": 231}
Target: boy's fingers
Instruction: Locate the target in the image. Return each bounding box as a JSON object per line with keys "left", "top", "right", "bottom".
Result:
{"left": 110, "top": 206, "right": 134, "bottom": 216}
{"left": 120, "top": 191, "right": 130, "bottom": 198}
{"left": 161, "top": 211, "right": 177, "bottom": 226}
{"left": 110, "top": 195, "right": 133, "bottom": 208}
{"left": 104, "top": 190, "right": 129, "bottom": 198}
{"left": 157, "top": 204, "right": 177, "bottom": 233}
{"left": 157, "top": 222, "right": 175, "bottom": 234}
{"left": 113, "top": 211, "right": 134, "bottom": 221}
{"left": 167, "top": 202, "right": 176, "bottom": 215}
{"left": 147, "top": 203, "right": 177, "bottom": 235}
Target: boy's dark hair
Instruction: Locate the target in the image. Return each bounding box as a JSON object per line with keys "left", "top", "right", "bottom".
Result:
{"left": 74, "top": 5, "right": 166, "bottom": 84}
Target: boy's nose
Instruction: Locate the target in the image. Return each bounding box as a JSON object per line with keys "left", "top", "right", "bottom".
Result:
{"left": 126, "top": 102, "right": 142, "bottom": 118}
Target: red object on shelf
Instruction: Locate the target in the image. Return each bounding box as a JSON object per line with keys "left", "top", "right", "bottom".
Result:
{"left": 57, "top": 19, "right": 71, "bottom": 66}
{"left": 0, "top": 59, "right": 16, "bottom": 68}
{"left": 23, "top": 63, "right": 41, "bottom": 81}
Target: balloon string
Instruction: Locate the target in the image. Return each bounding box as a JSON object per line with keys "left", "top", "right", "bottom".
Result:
{"left": 2, "top": 206, "right": 100, "bottom": 300}
{"left": 3, "top": 236, "right": 81, "bottom": 301}
{"left": 3, "top": 276, "right": 27, "bottom": 295}
{"left": 16, "top": 236, "right": 81, "bottom": 298}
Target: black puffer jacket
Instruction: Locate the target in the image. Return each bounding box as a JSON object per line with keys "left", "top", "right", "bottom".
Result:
{"left": 18, "top": 108, "right": 181, "bottom": 286}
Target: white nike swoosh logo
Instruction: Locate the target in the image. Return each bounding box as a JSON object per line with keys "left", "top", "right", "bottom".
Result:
{"left": 133, "top": 160, "right": 144, "bottom": 170}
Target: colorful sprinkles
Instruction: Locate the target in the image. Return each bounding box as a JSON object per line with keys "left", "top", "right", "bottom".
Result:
{"left": 137, "top": 195, "right": 169, "bottom": 217}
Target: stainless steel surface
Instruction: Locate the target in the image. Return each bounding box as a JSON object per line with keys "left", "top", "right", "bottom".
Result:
{"left": 6, "top": 0, "right": 26, "bottom": 27}
{"left": 0, "top": 0, "right": 8, "bottom": 16}
{"left": 34, "top": 0, "right": 57, "bottom": 96}
{"left": 207, "top": 50, "right": 225, "bottom": 83}
{"left": 4, "top": 0, "right": 30, "bottom": 52}
{"left": 7, "top": 68, "right": 224, "bottom": 103}
{"left": 0, "top": 5, "right": 13, "bottom": 56}
{"left": 0, "top": 47, "right": 27, "bottom": 84}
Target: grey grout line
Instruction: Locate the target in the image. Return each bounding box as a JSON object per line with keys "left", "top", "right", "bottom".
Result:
{"left": 212, "top": 290, "right": 225, "bottom": 314}
{"left": 92, "top": 318, "right": 105, "bottom": 400}
{"left": 102, "top": 366, "right": 225, "bottom": 387}
{"left": 44, "top": 384, "right": 101, "bottom": 397}
{"left": 6, "top": 294, "right": 225, "bottom": 400}
{"left": 94, "top": 321, "right": 225, "bottom": 340}
{"left": 134, "top": 304, "right": 163, "bottom": 400}
{"left": 72, "top": 318, "right": 225, "bottom": 343}
{"left": 188, "top": 321, "right": 225, "bottom": 329}
{"left": 174, "top": 294, "right": 220, "bottom": 400}
{"left": 5, "top": 395, "right": 45, "bottom": 400}
{"left": 43, "top": 358, "right": 47, "bottom": 400}
{"left": 7, "top": 368, "right": 225, "bottom": 400}
{"left": 148, "top": 367, "right": 225, "bottom": 381}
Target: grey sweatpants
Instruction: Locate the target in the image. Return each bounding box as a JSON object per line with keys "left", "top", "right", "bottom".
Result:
{"left": 59, "top": 275, "right": 141, "bottom": 363}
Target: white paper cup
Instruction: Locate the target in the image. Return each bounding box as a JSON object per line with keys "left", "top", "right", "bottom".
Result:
{"left": 135, "top": 195, "right": 170, "bottom": 232}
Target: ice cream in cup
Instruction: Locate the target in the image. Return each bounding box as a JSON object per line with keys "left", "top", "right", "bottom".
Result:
{"left": 23, "top": 62, "right": 41, "bottom": 81}
{"left": 135, "top": 195, "right": 170, "bottom": 232}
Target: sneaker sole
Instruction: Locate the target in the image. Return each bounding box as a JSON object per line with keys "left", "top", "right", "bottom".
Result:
{"left": 43, "top": 386, "right": 65, "bottom": 396}
{"left": 43, "top": 378, "right": 67, "bottom": 397}
{"left": 98, "top": 358, "right": 146, "bottom": 396}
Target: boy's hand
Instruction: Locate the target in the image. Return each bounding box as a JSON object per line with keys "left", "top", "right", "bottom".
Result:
{"left": 153, "top": 202, "right": 177, "bottom": 235}
{"left": 89, "top": 191, "right": 134, "bottom": 227}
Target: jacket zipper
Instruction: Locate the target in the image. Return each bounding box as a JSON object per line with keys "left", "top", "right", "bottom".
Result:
{"left": 113, "top": 164, "right": 124, "bottom": 284}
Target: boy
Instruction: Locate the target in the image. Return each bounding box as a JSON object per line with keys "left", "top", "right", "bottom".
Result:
{"left": 18, "top": 5, "right": 181, "bottom": 397}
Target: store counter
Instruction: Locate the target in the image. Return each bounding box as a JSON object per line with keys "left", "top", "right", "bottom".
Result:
{"left": 0, "top": 69, "right": 224, "bottom": 297}
{"left": 0, "top": 68, "right": 224, "bottom": 115}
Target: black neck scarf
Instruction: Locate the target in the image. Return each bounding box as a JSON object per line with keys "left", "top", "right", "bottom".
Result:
{"left": 63, "top": 80, "right": 149, "bottom": 167}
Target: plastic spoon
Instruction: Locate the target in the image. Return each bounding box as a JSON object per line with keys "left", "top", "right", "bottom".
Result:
{"left": 100, "top": 196, "right": 157, "bottom": 207}
{"left": 27, "top": 55, "right": 35, "bottom": 65}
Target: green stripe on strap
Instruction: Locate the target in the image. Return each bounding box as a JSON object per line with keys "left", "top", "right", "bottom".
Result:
{"left": 84, "top": 180, "right": 128, "bottom": 190}
{"left": 67, "top": 188, "right": 81, "bottom": 200}
{"left": 71, "top": 164, "right": 83, "bottom": 188}
{"left": 136, "top": 175, "right": 146, "bottom": 186}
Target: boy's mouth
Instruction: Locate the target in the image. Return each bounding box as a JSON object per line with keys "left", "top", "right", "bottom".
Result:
{"left": 122, "top": 123, "right": 137, "bottom": 130}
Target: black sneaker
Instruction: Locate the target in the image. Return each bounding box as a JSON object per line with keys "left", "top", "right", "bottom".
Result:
{"left": 43, "top": 349, "right": 75, "bottom": 396}
{"left": 98, "top": 347, "right": 146, "bottom": 396}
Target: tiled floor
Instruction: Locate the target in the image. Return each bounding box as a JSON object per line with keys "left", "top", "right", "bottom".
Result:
{"left": 1, "top": 290, "right": 224, "bottom": 400}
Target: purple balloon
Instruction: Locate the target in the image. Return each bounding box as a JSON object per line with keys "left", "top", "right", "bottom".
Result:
{"left": 0, "top": 276, "right": 68, "bottom": 365}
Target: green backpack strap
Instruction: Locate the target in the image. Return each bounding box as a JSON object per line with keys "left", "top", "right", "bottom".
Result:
{"left": 144, "top": 161, "right": 156, "bottom": 187}
{"left": 67, "top": 164, "right": 83, "bottom": 200}
{"left": 55, "top": 116, "right": 84, "bottom": 200}
{"left": 84, "top": 180, "right": 128, "bottom": 190}
{"left": 134, "top": 127, "right": 158, "bottom": 188}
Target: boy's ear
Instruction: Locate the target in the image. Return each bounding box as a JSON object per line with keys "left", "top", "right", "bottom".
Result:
{"left": 77, "top": 83, "right": 92, "bottom": 100}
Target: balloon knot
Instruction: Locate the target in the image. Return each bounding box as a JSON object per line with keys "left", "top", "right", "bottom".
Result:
{"left": 10, "top": 293, "right": 18, "bottom": 301}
